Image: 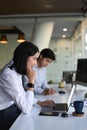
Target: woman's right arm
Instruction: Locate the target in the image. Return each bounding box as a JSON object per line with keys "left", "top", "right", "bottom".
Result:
{"left": 2, "top": 71, "right": 35, "bottom": 114}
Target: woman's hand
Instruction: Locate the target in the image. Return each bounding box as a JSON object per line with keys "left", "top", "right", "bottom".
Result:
{"left": 27, "top": 68, "right": 36, "bottom": 84}
{"left": 42, "top": 88, "right": 56, "bottom": 95}
{"left": 37, "top": 100, "right": 55, "bottom": 107}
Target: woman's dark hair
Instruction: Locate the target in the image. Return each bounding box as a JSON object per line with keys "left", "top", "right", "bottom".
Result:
{"left": 40, "top": 48, "right": 56, "bottom": 60}
{"left": 10, "top": 41, "right": 39, "bottom": 75}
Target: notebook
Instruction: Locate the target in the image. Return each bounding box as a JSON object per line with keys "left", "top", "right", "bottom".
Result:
{"left": 40, "top": 85, "right": 75, "bottom": 113}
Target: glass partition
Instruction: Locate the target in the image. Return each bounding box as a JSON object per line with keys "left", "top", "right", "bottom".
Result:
{"left": 84, "top": 27, "right": 87, "bottom": 58}
{"left": 72, "top": 34, "right": 82, "bottom": 70}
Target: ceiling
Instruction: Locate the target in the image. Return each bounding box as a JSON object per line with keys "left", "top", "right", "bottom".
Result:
{"left": 0, "top": 0, "right": 86, "bottom": 38}
{"left": 0, "top": 0, "right": 85, "bottom": 15}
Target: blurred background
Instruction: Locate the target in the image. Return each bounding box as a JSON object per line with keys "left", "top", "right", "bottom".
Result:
{"left": 0, "top": 0, "right": 87, "bottom": 83}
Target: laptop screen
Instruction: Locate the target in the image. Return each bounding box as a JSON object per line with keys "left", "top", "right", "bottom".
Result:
{"left": 54, "top": 84, "right": 75, "bottom": 112}
{"left": 67, "top": 84, "right": 75, "bottom": 108}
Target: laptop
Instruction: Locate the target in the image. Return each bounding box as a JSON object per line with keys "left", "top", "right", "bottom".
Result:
{"left": 40, "top": 85, "right": 75, "bottom": 113}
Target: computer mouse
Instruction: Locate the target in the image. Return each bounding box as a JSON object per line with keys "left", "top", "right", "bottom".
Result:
{"left": 61, "top": 113, "right": 68, "bottom": 117}
{"left": 59, "top": 90, "right": 65, "bottom": 94}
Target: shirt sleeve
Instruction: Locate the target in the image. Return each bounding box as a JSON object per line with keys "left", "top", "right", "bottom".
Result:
{"left": 41, "top": 75, "right": 49, "bottom": 89}
{"left": 1, "top": 72, "right": 34, "bottom": 114}
{"left": 33, "top": 98, "right": 38, "bottom": 104}
{"left": 34, "top": 84, "right": 44, "bottom": 94}
{"left": 34, "top": 68, "right": 49, "bottom": 94}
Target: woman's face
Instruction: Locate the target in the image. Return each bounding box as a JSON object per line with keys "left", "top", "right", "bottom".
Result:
{"left": 27, "top": 52, "right": 39, "bottom": 70}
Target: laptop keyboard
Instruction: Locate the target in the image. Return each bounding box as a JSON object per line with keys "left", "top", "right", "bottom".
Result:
{"left": 41, "top": 106, "right": 53, "bottom": 112}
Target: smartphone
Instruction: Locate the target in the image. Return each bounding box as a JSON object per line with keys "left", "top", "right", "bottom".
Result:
{"left": 39, "top": 111, "right": 59, "bottom": 116}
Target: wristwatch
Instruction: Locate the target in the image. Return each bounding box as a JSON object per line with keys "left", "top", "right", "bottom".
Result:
{"left": 27, "top": 83, "right": 34, "bottom": 88}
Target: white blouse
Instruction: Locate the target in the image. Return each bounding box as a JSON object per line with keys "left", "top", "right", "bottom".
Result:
{"left": 0, "top": 64, "right": 38, "bottom": 114}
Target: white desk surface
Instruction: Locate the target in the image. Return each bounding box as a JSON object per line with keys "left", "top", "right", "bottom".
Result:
{"left": 10, "top": 85, "right": 87, "bottom": 130}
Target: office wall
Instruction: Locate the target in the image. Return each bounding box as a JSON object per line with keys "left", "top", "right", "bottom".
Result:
{"left": 47, "top": 38, "right": 73, "bottom": 83}
{"left": 0, "top": 35, "right": 18, "bottom": 69}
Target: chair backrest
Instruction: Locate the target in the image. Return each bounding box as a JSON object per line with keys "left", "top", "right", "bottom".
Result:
{"left": 62, "top": 71, "right": 76, "bottom": 84}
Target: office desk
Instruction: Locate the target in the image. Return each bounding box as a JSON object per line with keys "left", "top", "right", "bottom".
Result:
{"left": 10, "top": 85, "right": 87, "bottom": 130}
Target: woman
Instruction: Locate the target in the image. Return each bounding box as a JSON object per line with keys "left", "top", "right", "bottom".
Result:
{"left": 0, "top": 41, "right": 54, "bottom": 130}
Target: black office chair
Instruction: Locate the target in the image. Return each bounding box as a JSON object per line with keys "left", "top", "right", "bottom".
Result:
{"left": 62, "top": 71, "right": 76, "bottom": 84}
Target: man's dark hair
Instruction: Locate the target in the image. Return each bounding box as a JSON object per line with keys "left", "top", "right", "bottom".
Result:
{"left": 10, "top": 41, "right": 39, "bottom": 75}
{"left": 40, "top": 48, "right": 56, "bottom": 60}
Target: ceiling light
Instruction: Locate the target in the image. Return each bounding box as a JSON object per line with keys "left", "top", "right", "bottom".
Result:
{"left": 17, "top": 33, "right": 25, "bottom": 43}
{"left": 0, "top": 35, "right": 8, "bottom": 44}
{"left": 62, "top": 35, "right": 66, "bottom": 38}
{"left": 63, "top": 28, "right": 67, "bottom": 32}
{"left": 45, "top": 4, "right": 52, "bottom": 8}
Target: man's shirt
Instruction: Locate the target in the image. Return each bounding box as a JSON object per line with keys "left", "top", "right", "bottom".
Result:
{"left": 23, "top": 65, "right": 49, "bottom": 94}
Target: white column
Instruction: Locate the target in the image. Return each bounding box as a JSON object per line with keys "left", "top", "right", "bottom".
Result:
{"left": 31, "top": 21, "right": 54, "bottom": 51}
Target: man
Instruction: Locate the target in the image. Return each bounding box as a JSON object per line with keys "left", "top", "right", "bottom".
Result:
{"left": 24, "top": 48, "right": 56, "bottom": 95}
